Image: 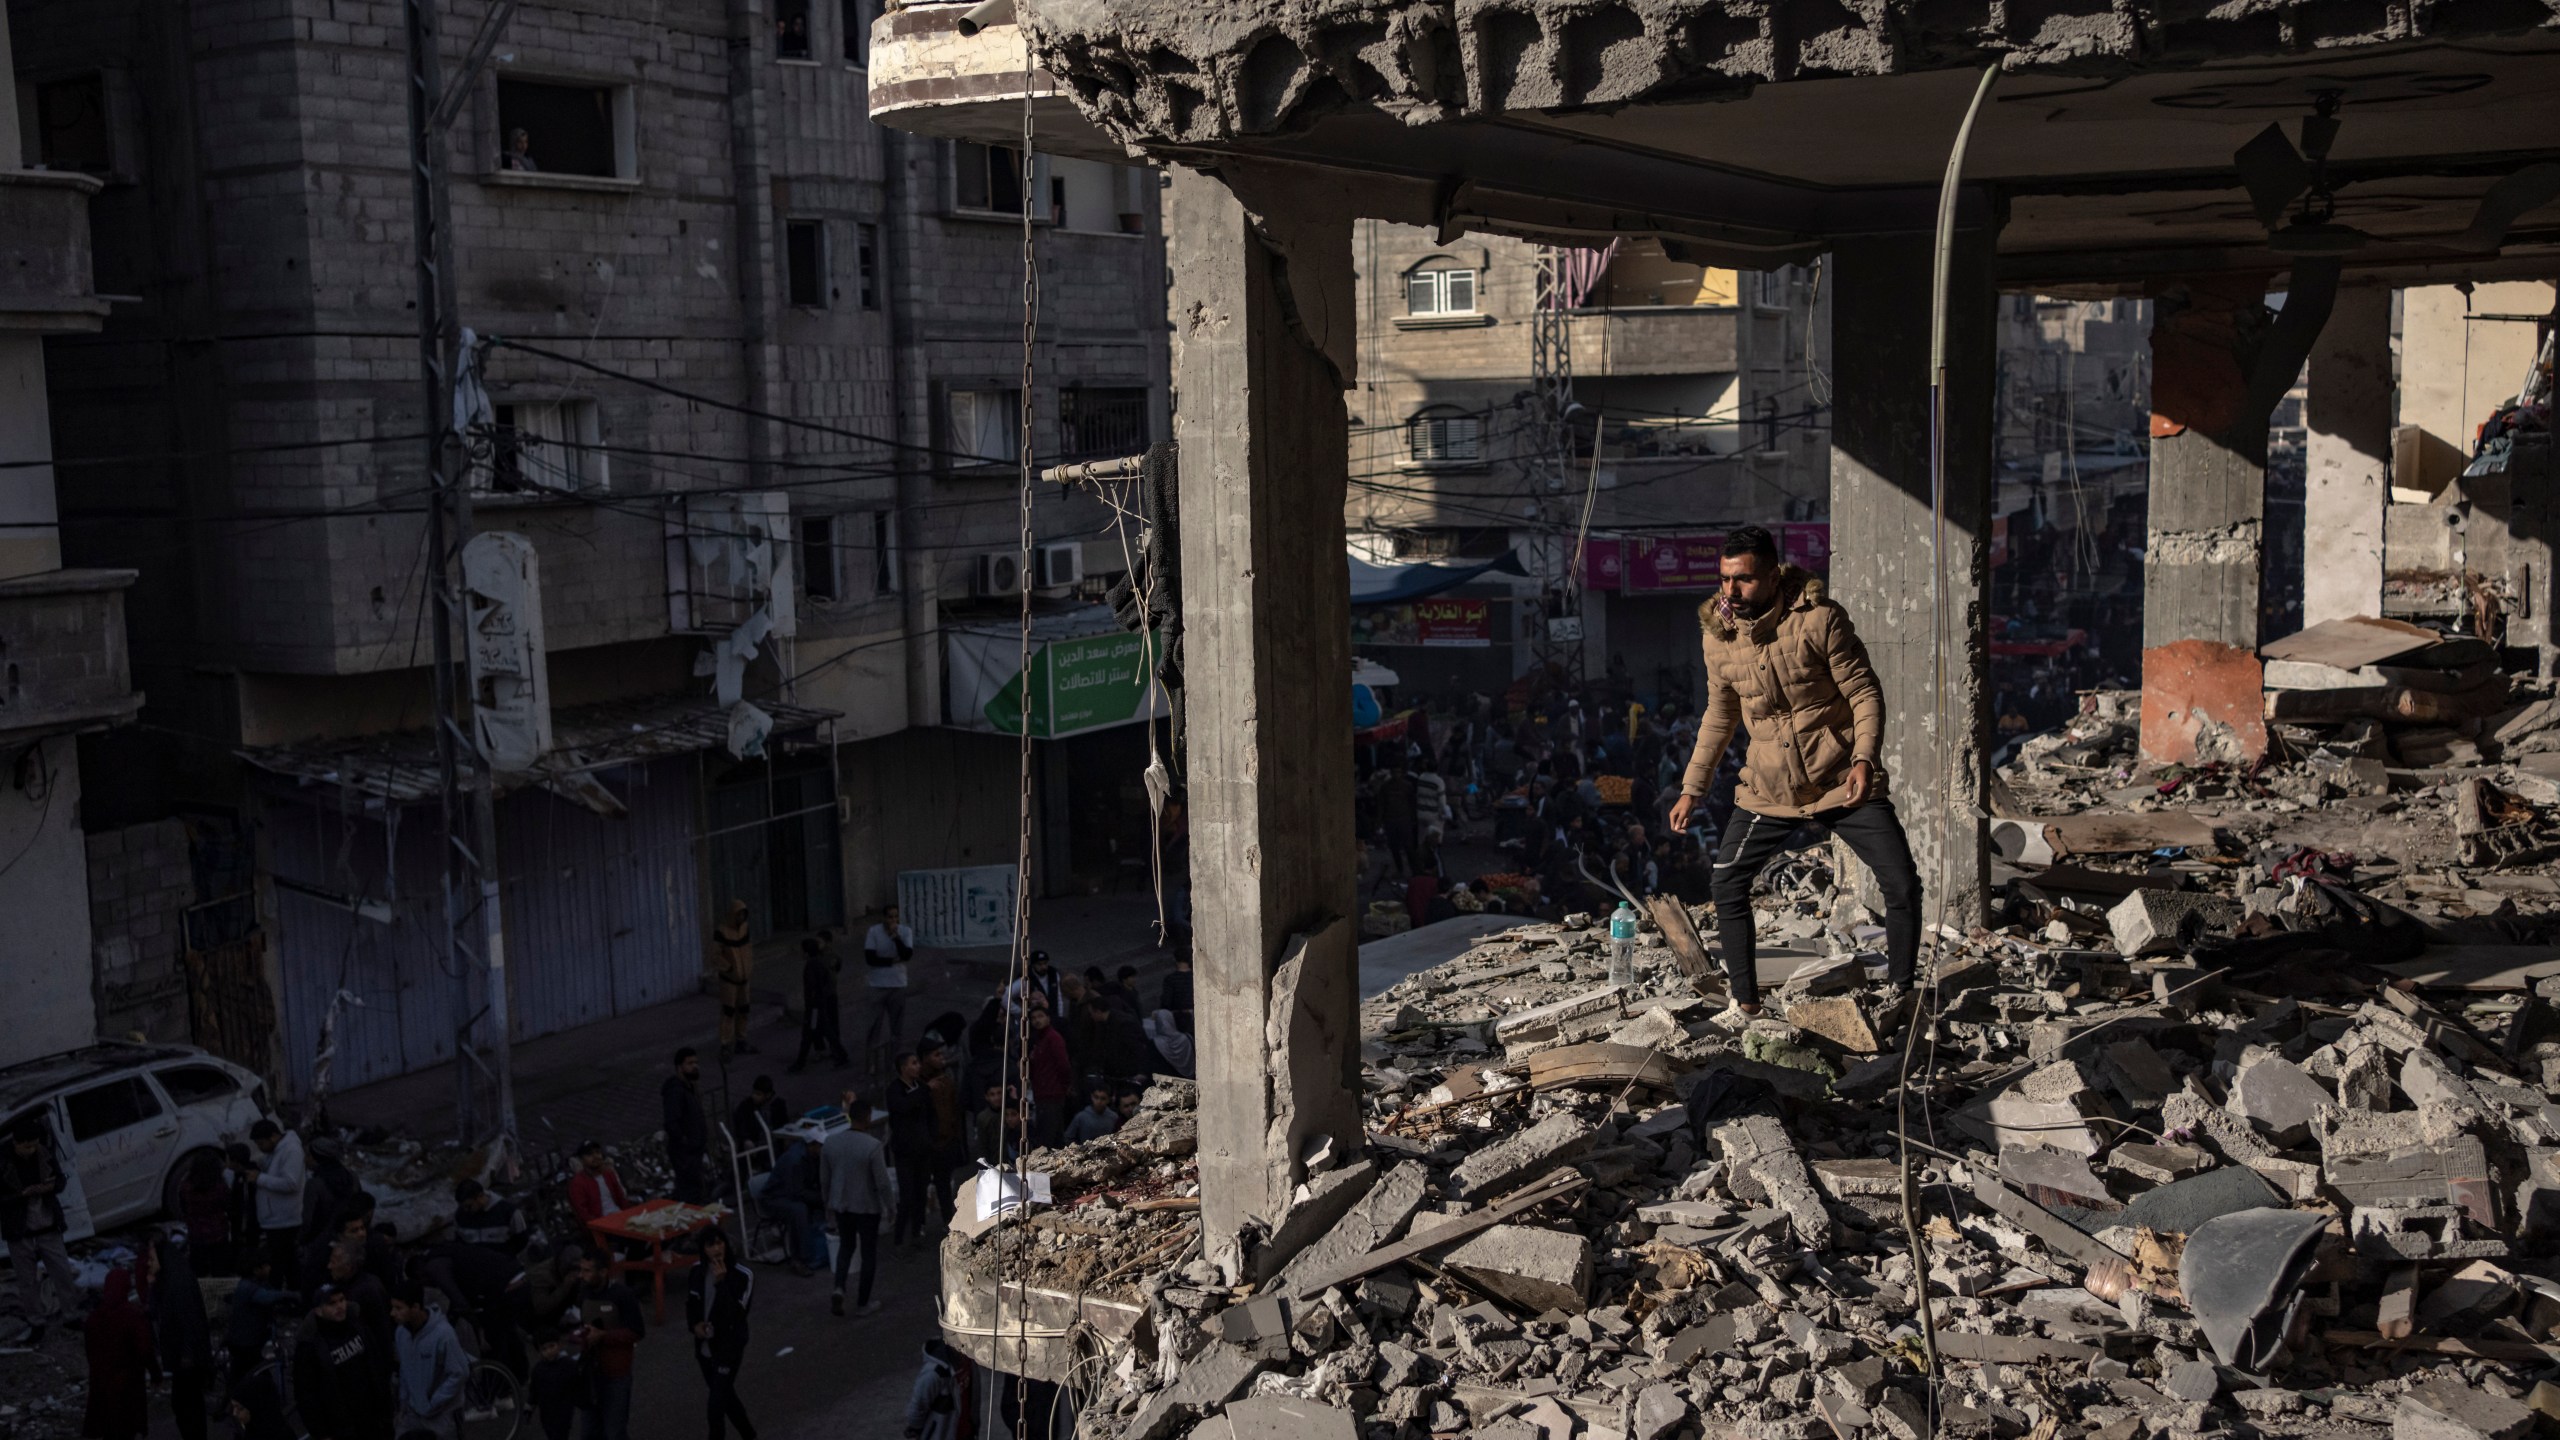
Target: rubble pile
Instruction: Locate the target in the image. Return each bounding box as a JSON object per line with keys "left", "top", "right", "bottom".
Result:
{"left": 983, "top": 846, "right": 2560, "bottom": 1440}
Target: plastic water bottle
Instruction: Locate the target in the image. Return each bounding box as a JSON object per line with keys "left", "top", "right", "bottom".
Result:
{"left": 1608, "top": 901, "right": 1639, "bottom": 987}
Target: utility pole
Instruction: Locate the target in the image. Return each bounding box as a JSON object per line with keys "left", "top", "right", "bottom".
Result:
{"left": 1528, "top": 245, "right": 1585, "bottom": 687}
{"left": 405, "top": 0, "right": 521, "bottom": 1147}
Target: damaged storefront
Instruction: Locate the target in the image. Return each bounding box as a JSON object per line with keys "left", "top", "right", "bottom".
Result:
{"left": 240, "top": 696, "right": 837, "bottom": 1101}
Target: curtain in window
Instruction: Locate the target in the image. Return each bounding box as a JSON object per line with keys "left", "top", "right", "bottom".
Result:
{"left": 515, "top": 402, "right": 583, "bottom": 488}
{"left": 949, "top": 390, "right": 1021, "bottom": 463}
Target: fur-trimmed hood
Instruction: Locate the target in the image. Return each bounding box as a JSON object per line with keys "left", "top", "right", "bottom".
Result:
{"left": 1697, "top": 564, "right": 1824, "bottom": 640}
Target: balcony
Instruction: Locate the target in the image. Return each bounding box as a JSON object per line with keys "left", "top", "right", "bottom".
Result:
{"left": 0, "top": 170, "right": 111, "bottom": 335}
{"left": 0, "top": 568, "right": 143, "bottom": 745}
{"left": 1562, "top": 305, "right": 1738, "bottom": 377}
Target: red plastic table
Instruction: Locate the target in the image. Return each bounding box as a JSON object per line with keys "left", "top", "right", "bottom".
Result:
{"left": 585, "top": 1198, "right": 721, "bottom": 1321}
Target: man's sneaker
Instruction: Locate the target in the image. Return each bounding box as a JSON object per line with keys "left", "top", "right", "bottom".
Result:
{"left": 830, "top": 1291, "right": 845, "bottom": 1317}
{"left": 1708, "top": 1002, "right": 1762, "bottom": 1032}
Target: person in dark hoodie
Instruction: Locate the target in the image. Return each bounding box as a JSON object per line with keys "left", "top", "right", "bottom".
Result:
{"left": 82, "top": 1266, "right": 157, "bottom": 1440}
{"left": 685, "top": 1229, "right": 757, "bottom": 1440}
{"left": 661, "top": 1047, "right": 712, "bottom": 1204}
{"left": 786, "top": 935, "right": 849, "bottom": 1074}
{"left": 571, "top": 1250, "right": 645, "bottom": 1440}
{"left": 143, "top": 1231, "right": 215, "bottom": 1440}
{"left": 292, "top": 1283, "right": 393, "bottom": 1440}
{"left": 527, "top": 1328, "right": 584, "bottom": 1440}
{"left": 223, "top": 1251, "right": 299, "bottom": 1384}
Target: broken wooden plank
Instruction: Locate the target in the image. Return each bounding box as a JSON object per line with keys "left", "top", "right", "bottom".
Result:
{"left": 1286, "top": 1169, "right": 1590, "bottom": 1299}
{"left": 1524, "top": 1042, "right": 1688, "bottom": 1095}
{"left": 2041, "top": 812, "right": 2221, "bottom": 858}
{"left": 2379, "top": 1264, "right": 2420, "bottom": 1341}
{"left": 1646, "top": 894, "right": 1722, "bottom": 996}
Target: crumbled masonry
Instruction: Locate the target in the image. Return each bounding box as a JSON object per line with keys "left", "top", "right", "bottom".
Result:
{"left": 944, "top": 632, "right": 2560, "bottom": 1440}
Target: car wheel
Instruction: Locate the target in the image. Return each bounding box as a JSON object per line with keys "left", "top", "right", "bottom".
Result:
{"left": 164, "top": 1146, "right": 221, "bottom": 1223}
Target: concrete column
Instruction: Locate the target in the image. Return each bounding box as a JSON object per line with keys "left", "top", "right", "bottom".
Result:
{"left": 1168, "top": 168, "right": 1362, "bottom": 1281}
{"left": 1824, "top": 231, "right": 1996, "bottom": 930}
{"left": 2135, "top": 270, "right": 2335, "bottom": 767}
{"left": 2301, "top": 285, "right": 2392, "bottom": 628}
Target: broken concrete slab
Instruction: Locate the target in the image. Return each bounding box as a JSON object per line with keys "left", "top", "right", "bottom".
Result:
{"left": 1634, "top": 1383, "right": 1688, "bottom": 1440}
{"left": 1221, "top": 1396, "right": 1359, "bottom": 1440}
{"left": 2106, "top": 888, "right": 2243, "bottom": 957}
{"left": 1275, "top": 1160, "right": 1429, "bottom": 1295}
{"left": 2161, "top": 1359, "right": 2220, "bottom": 1404}
{"left": 2098, "top": 1039, "right": 2179, "bottom": 1110}
{"left": 1440, "top": 1224, "right": 1592, "bottom": 1315}
{"left": 2326, "top": 1134, "right": 2497, "bottom": 1229}
{"left": 2230, "top": 1053, "right": 2336, "bottom": 1145}
{"left": 1123, "top": 1342, "right": 1268, "bottom": 1440}
{"left": 1252, "top": 1158, "right": 1382, "bottom": 1283}
{"left": 2001, "top": 1145, "right": 2116, "bottom": 1211}
{"left": 1812, "top": 1157, "right": 1902, "bottom": 1199}
{"left": 2107, "top": 1142, "right": 2212, "bottom": 1185}
{"left": 2118, "top": 1165, "right": 2282, "bottom": 1236}
{"left": 2397, "top": 1375, "right": 2536, "bottom": 1440}
{"left": 1447, "top": 1112, "right": 1596, "bottom": 1202}
{"left": 1786, "top": 994, "right": 1881, "bottom": 1053}
{"left": 1713, "top": 1111, "right": 1833, "bottom": 1251}
{"left": 2413, "top": 1259, "right": 2519, "bottom": 1336}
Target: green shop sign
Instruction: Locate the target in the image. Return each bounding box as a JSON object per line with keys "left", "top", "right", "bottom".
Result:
{"left": 983, "top": 630, "right": 1161, "bottom": 738}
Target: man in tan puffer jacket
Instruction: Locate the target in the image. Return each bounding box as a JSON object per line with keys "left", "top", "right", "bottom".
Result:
{"left": 1666, "top": 526, "right": 1921, "bottom": 1018}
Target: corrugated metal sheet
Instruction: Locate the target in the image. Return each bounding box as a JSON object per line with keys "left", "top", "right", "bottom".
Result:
{"left": 263, "top": 758, "right": 702, "bottom": 1102}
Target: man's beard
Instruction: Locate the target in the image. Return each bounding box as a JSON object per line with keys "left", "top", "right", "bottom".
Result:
{"left": 1729, "top": 593, "right": 1770, "bottom": 620}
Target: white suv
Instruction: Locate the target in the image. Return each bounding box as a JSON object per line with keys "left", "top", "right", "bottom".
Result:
{"left": 0, "top": 1043, "right": 273, "bottom": 1239}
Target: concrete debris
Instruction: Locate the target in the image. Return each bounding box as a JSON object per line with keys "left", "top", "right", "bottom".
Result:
{"left": 965, "top": 679, "right": 2560, "bottom": 1438}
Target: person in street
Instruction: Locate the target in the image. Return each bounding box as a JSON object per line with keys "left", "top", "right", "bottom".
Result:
{"left": 884, "top": 1051, "right": 935, "bottom": 1246}
{"left": 176, "top": 1150, "right": 238, "bottom": 1276}
{"left": 293, "top": 1283, "right": 393, "bottom": 1440}
{"left": 525, "top": 1242, "right": 586, "bottom": 1334}
{"left": 1668, "top": 525, "right": 1919, "bottom": 1022}
{"left": 819, "top": 1092, "right": 891, "bottom": 1316}
{"left": 234, "top": 1118, "right": 307, "bottom": 1281}
{"left": 1023, "top": 1006, "right": 1073, "bottom": 1148}
{"left": 1156, "top": 952, "right": 1193, "bottom": 1024}
{"left": 302, "top": 1139, "right": 366, "bottom": 1246}
{"left": 324, "top": 1239, "right": 394, "bottom": 1368}
{"left": 917, "top": 1043, "right": 964, "bottom": 1230}
{"left": 662, "top": 1048, "right": 712, "bottom": 1204}
{"left": 228, "top": 1359, "right": 298, "bottom": 1440}
{"left": 712, "top": 901, "right": 758, "bottom": 1059}
{"left": 81, "top": 1265, "right": 157, "bottom": 1440}
{"left": 224, "top": 1252, "right": 299, "bottom": 1384}
{"left": 1003, "top": 949, "right": 1062, "bottom": 1017}
{"left": 567, "top": 1141, "right": 632, "bottom": 1226}
{"left": 528, "top": 1330, "right": 584, "bottom": 1440}
{"left": 389, "top": 1282, "right": 469, "bottom": 1438}
{"left": 788, "top": 934, "right": 850, "bottom": 1073}
{"left": 417, "top": 1232, "right": 529, "bottom": 1380}
{"left": 968, "top": 1084, "right": 1021, "bottom": 1170}
{"left": 1373, "top": 757, "right": 1420, "bottom": 878}
{"left": 3, "top": 1124, "right": 80, "bottom": 1342}
{"left": 452, "top": 1178, "right": 530, "bottom": 1254}
{"left": 901, "top": 1338, "right": 975, "bottom": 1440}
{"left": 861, "top": 905, "right": 917, "bottom": 1075}
{"left": 571, "top": 1251, "right": 645, "bottom": 1440}
{"left": 1062, "top": 1082, "right": 1121, "bottom": 1144}
{"left": 729, "top": 1075, "right": 790, "bottom": 1164}
{"left": 759, "top": 1133, "right": 825, "bottom": 1275}
{"left": 144, "top": 1231, "right": 216, "bottom": 1440}
{"left": 685, "top": 1229, "right": 757, "bottom": 1440}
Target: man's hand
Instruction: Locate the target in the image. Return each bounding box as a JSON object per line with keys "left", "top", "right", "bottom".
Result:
{"left": 1667, "top": 793, "right": 1699, "bottom": 833}
{"left": 1843, "top": 759, "right": 1874, "bottom": 806}
{"left": 694, "top": 1321, "right": 714, "bottom": 1339}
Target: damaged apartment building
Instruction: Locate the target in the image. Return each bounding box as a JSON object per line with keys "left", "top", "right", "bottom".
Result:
{"left": 867, "top": 1, "right": 2560, "bottom": 1437}
{"left": 6, "top": 0, "right": 1168, "bottom": 1097}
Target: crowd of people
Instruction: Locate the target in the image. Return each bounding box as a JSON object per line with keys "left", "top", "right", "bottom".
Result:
{"left": 1353, "top": 664, "right": 1755, "bottom": 926}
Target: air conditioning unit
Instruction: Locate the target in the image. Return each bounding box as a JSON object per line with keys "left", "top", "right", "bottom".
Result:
{"left": 975, "top": 551, "right": 1026, "bottom": 597}
{"left": 1036, "top": 541, "right": 1083, "bottom": 589}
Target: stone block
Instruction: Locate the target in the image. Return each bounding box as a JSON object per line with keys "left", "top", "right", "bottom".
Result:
{"left": 1221, "top": 1396, "right": 1357, "bottom": 1440}
{"left": 2140, "top": 640, "right": 2268, "bottom": 767}
{"left": 1440, "top": 1224, "right": 1591, "bottom": 1314}
{"left": 1786, "top": 994, "right": 1879, "bottom": 1053}
{"left": 1447, "top": 1112, "right": 1594, "bottom": 1201}
{"left": 2229, "top": 1054, "right": 2334, "bottom": 1146}
{"left": 2326, "top": 1134, "right": 2497, "bottom": 1229}
{"left": 2105, "top": 888, "right": 2241, "bottom": 957}
{"left": 2107, "top": 1142, "right": 2211, "bottom": 1184}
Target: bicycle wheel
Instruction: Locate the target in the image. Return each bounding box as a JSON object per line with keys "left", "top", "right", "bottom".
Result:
{"left": 454, "top": 1358, "right": 526, "bottom": 1440}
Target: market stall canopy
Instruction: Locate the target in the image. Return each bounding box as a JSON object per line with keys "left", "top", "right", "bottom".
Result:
{"left": 1349, "top": 549, "right": 1526, "bottom": 606}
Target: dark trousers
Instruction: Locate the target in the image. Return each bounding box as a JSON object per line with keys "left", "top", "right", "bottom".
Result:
{"left": 171, "top": 1363, "right": 210, "bottom": 1440}
{"left": 1711, "top": 798, "right": 1921, "bottom": 1007}
{"left": 830, "top": 1210, "right": 880, "bottom": 1303}
{"left": 792, "top": 1002, "right": 848, "bottom": 1069}
{"left": 699, "top": 1356, "right": 754, "bottom": 1440}
{"left": 582, "top": 1374, "right": 633, "bottom": 1440}
{"left": 670, "top": 1154, "right": 709, "bottom": 1205}
{"left": 261, "top": 1226, "right": 301, "bottom": 1285}
{"left": 893, "top": 1153, "right": 930, "bottom": 1244}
